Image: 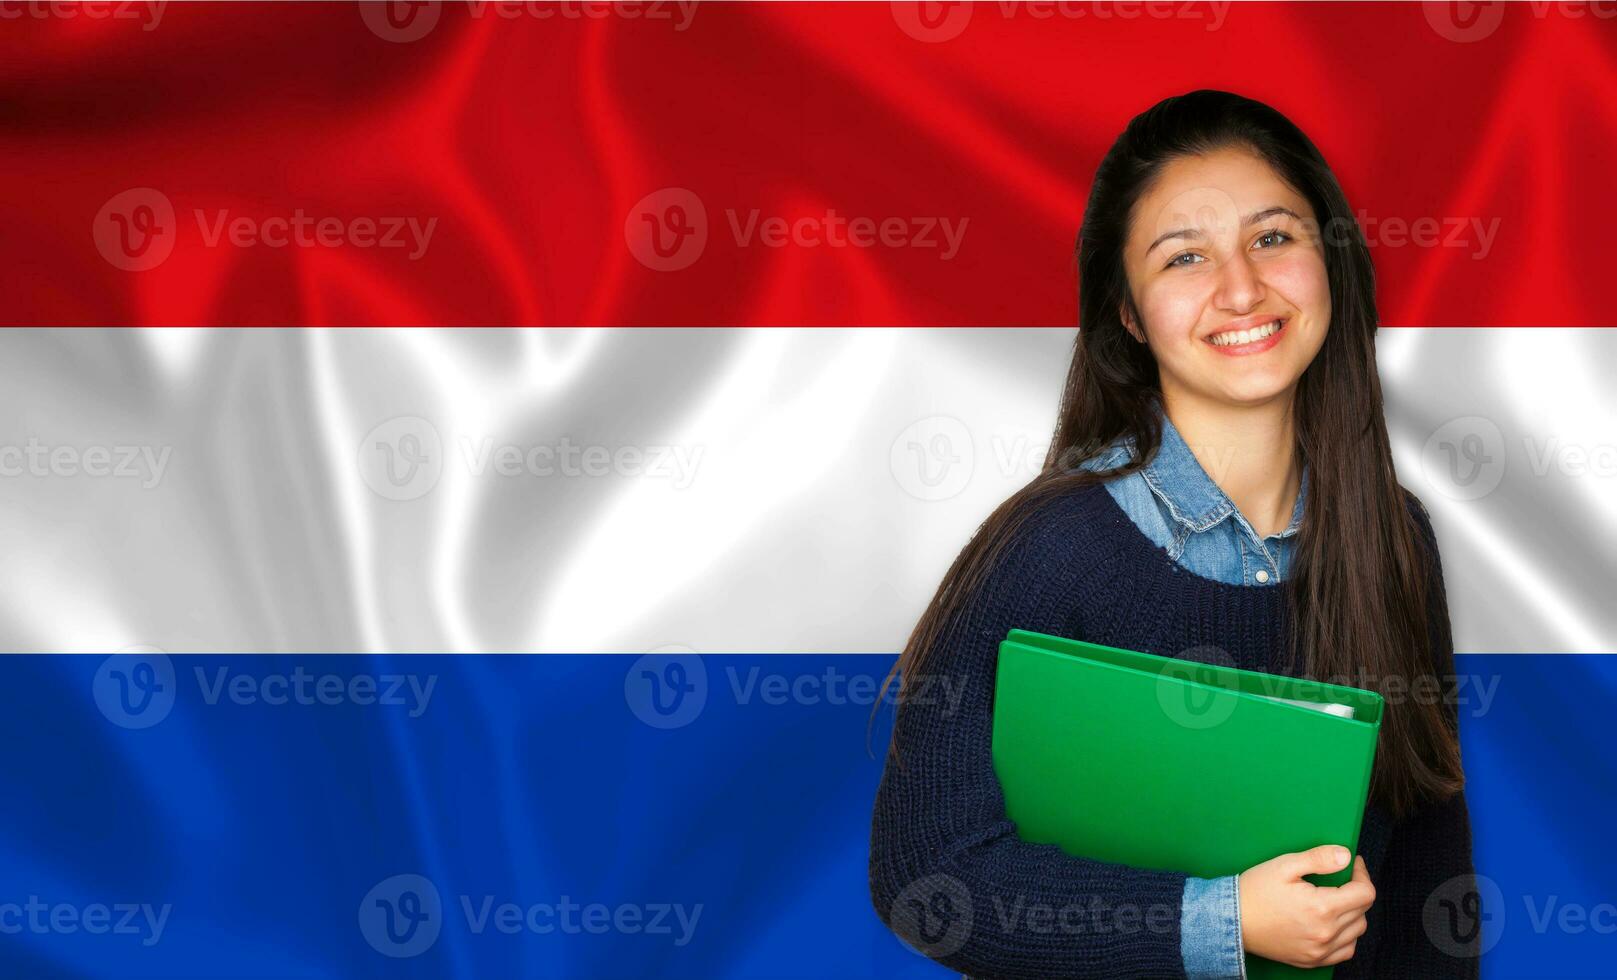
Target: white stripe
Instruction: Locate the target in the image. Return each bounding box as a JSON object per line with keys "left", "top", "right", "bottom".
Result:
{"left": 0, "top": 328, "right": 1609, "bottom": 653}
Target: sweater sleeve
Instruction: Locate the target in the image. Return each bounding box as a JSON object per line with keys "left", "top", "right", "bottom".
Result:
{"left": 868, "top": 504, "right": 1191, "bottom": 979}
{"left": 1365, "top": 493, "right": 1481, "bottom": 976}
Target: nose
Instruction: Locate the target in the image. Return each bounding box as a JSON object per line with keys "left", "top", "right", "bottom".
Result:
{"left": 1213, "top": 248, "right": 1266, "bottom": 314}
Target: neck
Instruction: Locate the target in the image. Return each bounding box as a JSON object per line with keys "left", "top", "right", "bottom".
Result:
{"left": 1160, "top": 388, "right": 1302, "bottom": 538}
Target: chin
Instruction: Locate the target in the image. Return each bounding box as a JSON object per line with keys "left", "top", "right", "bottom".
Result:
{"left": 1216, "top": 375, "right": 1298, "bottom": 406}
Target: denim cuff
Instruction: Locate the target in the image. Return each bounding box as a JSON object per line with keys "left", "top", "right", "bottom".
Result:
{"left": 1180, "top": 874, "right": 1246, "bottom": 979}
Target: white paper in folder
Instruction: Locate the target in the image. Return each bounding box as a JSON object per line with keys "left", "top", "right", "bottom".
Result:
{"left": 1254, "top": 693, "right": 1357, "bottom": 720}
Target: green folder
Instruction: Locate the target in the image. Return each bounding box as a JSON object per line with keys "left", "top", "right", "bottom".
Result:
{"left": 990, "top": 628, "right": 1384, "bottom": 980}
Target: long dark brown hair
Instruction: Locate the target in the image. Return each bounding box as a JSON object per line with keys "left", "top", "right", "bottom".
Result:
{"left": 878, "top": 89, "right": 1463, "bottom": 821}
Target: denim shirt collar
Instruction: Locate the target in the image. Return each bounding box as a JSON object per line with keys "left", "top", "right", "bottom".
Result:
{"left": 1139, "top": 411, "right": 1307, "bottom": 542}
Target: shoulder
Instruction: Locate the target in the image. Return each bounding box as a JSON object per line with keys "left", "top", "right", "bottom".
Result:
{"left": 985, "top": 480, "right": 1133, "bottom": 575}
{"left": 1018, "top": 478, "right": 1120, "bottom": 532}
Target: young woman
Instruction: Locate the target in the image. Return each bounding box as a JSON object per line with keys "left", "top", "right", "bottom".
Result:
{"left": 869, "top": 90, "right": 1477, "bottom": 978}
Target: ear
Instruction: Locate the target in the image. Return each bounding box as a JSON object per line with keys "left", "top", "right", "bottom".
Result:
{"left": 1119, "top": 302, "right": 1146, "bottom": 345}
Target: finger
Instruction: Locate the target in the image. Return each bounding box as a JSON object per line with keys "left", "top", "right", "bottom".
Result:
{"left": 1323, "top": 916, "right": 1369, "bottom": 963}
{"left": 1333, "top": 899, "right": 1372, "bottom": 932}
{"left": 1335, "top": 857, "right": 1376, "bottom": 906}
{"left": 1339, "top": 913, "right": 1370, "bottom": 944}
{"left": 1322, "top": 939, "right": 1358, "bottom": 966}
{"left": 1331, "top": 859, "right": 1376, "bottom": 923}
{"left": 1280, "top": 844, "right": 1353, "bottom": 880}
{"left": 1325, "top": 880, "right": 1375, "bottom": 917}
{"left": 1322, "top": 907, "right": 1371, "bottom": 944}
{"left": 1351, "top": 855, "right": 1372, "bottom": 887}
{"left": 1309, "top": 856, "right": 1373, "bottom": 918}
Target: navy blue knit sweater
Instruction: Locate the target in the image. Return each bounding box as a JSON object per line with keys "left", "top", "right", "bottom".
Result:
{"left": 869, "top": 480, "right": 1478, "bottom": 978}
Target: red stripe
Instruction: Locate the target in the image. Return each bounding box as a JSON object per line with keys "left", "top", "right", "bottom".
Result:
{"left": 0, "top": 2, "right": 1612, "bottom": 327}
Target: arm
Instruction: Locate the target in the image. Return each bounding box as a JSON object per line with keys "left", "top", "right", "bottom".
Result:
{"left": 868, "top": 506, "right": 1190, "bottom": 979}
{"left": 1366, "top": 493, "right": 1481, "bottom": 975}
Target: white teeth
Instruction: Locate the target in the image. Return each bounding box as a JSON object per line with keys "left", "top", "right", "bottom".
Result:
{"left": 1210, "top": 320, "right": 1282, "bottom": 347}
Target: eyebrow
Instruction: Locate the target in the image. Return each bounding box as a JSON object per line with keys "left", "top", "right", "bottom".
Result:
{"left": 1146, "top": 206, "right": 1302, "bottom": 257}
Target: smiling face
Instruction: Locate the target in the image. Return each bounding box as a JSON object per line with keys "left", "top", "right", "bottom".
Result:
{"left": 1120, "top": 146, "right": 1331, "bottom": 410}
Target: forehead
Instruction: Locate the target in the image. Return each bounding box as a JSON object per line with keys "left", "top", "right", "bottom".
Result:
{"left": 1129, "top": 147, "right": 1312, "bottom": 246}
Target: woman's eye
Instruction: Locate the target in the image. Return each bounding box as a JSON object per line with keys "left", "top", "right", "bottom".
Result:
{"left": 1166, "top": 251, "right": 1203, "bottom": 269}
{"left": 1254, "top": 229, "right": 1292, "bottom": 249}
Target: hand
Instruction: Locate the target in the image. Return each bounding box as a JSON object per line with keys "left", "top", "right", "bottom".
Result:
{"left": 1238, "top": 845, "right": 1375, "bottom": 968}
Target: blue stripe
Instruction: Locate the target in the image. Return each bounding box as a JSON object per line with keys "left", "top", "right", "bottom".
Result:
{"left": 0, "top": 653, "right": 1610, "bottom": 977}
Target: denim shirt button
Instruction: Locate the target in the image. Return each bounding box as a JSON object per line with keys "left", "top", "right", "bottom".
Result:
{"left": 1254, "top": 569, "right": 1270, "bottom": 584}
